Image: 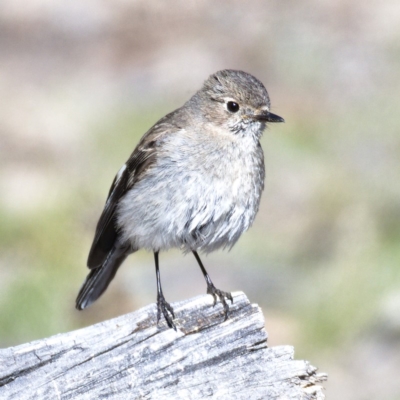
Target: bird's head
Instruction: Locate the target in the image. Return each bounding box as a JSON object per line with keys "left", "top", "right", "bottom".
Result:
{"left": 194, "top": 69, "right": 284, "bottom": 137}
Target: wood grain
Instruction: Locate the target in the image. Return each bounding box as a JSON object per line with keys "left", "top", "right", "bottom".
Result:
{"left": 0, "top": 292, "right": 327, "bottom": 399}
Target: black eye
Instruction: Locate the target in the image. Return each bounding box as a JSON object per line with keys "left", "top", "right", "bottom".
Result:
{"left": 227, "top": 101, "right": 240, "bottom": 113}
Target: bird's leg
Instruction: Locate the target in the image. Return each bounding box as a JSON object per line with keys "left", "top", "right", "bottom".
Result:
{"left": 192, "top": 251, "right": 233, "bottom": 320}
{"left": 154, "top": 252, "right": 176, "bottom": 330}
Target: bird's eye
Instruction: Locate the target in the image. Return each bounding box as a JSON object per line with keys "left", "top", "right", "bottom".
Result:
{"left": 226, "top": 101, "right": 240, "bottom": 113}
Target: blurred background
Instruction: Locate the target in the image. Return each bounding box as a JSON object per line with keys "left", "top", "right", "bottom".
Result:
{"left": 1, "top": 0, "right": 399, "bottom": 398}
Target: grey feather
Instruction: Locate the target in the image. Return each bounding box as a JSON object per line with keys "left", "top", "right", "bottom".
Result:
{"left": 77, "top": 69, "right": 284, "bottom": 311}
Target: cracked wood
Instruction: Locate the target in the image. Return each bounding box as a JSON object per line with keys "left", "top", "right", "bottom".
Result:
{"left": 0, "top": 292, "right": 327, "bottom": 399}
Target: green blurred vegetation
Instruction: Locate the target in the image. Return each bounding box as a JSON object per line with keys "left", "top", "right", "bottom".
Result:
{"left": 0, "top": 105, "right": 171, "bottom": 346}
{"left": 1, "top": 4, "right": 400, "bottom": 397}
{"left": 0, "top": 204, "right": 82, "bottom": 344}
{"left": 1, "top": 94, "right": 400, "bottom": 354}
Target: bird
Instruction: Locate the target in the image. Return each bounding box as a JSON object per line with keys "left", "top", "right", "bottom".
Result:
{"left": 76, "top": 69, "right": 284, "bottom": 330}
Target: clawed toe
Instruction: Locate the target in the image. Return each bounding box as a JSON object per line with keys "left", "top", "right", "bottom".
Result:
{"left": 207, "top": 285, "right": 233, "bottom": 321}
{"left": 192, "top": 251, "right": 234, "bottom": 322}
{"left": 157, "top": 294, "right": 176, "bottom": 330}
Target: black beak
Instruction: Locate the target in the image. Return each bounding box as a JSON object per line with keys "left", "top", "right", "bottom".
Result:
{"left": 253, "top": 111, "right": 285, "bottom": 123}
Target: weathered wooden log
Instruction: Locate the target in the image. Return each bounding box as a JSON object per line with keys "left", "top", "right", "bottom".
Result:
{"left": 0, "top": 292, "right": 327, "bottom": 399}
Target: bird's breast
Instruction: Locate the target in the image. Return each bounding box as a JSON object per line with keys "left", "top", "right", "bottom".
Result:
{"left": 117, "top": 131, "right": 265, "bottom": 252}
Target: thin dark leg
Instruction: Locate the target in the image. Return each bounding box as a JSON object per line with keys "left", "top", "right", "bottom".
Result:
{"left": 192, "top": 251, "right": 233, "bottom": 320}
{"left": 154, "top": 252, "right": 176, "bottom": 330}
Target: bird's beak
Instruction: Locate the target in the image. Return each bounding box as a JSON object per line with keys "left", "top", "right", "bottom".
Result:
{"left": 253, "top": 111, "right": 285, "bottom": 123}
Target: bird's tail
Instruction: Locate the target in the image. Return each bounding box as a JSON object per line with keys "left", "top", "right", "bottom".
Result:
{"left": 75, "top": 246, "right": 129, "bottom": 310}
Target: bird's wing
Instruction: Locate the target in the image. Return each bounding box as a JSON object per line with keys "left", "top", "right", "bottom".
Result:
{"left": 87, "top": 114, "right": 179, "bottom": 269}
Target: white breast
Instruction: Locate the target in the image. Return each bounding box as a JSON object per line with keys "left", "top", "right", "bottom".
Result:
{"left": 117, "top": 129, "right": 264, "bottom": 253}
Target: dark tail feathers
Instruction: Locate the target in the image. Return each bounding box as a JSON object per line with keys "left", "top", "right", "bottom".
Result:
{"left": 76, "top": 246, "right": 129, "bottom": 310}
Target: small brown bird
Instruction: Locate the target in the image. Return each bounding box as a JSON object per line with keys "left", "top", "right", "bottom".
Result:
{"left": 76, "top": 70, "right": 284, "bottom": 329}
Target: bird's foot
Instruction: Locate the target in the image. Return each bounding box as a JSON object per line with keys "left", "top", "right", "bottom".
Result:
{"left": 157, "top": 293, "right": 176, "bottom": 330}
{"left": 206, "top": 284, "right": 233, "bottom": 321}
